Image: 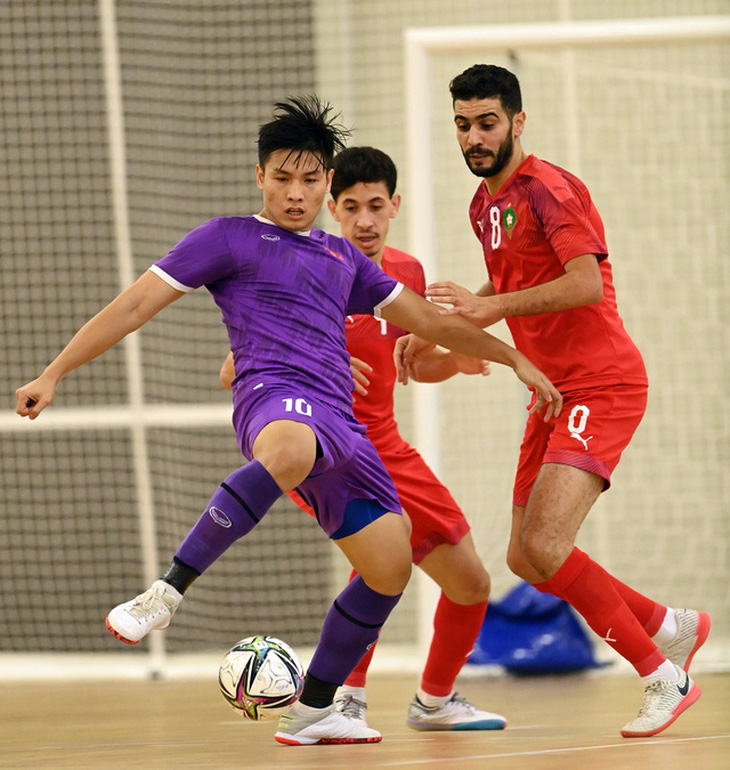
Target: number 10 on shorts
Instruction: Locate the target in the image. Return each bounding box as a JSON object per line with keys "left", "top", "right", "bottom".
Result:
{"left": 282, "top": 397, "right": 312, "bottom": 416}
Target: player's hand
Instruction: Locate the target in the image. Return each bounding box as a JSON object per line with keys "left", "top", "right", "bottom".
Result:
{"left": 15, "top": 375, "right": 57, "bottom": 420}
{"left": 511, "top": 356, "right": 563, "bottom": 422}
{"left": 350, "top": 356, "right": 372, "bottom": 397}
{"left": 450, "top": 352, "right": 491, "bottom": 377}
{"left": 220, "top": 351, "right": 235, "bottom": 390}
{"left": 426, "top": 281, "right": 504, "bottom": 327}
{"left": 394, "top": 334, "right": 436, "bottom": 385}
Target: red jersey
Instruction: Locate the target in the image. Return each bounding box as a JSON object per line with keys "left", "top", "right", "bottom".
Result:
{"left": 290, "top": 244, "right": 470, "bottom": 558}
{"left": 346, "top": 245, "right": 426, "bottom": 447}
{"left": 469, "top": 154, "right": 646, "bottom": 391}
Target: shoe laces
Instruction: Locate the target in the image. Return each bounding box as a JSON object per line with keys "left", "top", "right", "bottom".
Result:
{"left": 414, "top": 692, "right": 476, "bottom": 716}
{"left": 447, "top": 693, "right": 477, "bottom": 713}
{"left": 128, "top": 585, "right": 168, "bottom": 620}
{"left": 338, "top": 694, "right": 367, "bottom": 720}
{"left": 637, "top": 676, "right": 681, "bottom": 717}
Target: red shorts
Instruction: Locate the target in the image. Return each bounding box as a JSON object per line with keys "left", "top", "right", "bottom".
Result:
{"left": 513, "top": 385, "right": 648, "bottom": 508}
{"left": 291, "top": 434, "right": 469, "bottom": 564}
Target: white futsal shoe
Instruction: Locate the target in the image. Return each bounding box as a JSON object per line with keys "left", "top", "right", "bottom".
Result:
{"left": 105, "top": 580, "right": 183, "bottom": 644}
{"left": 406, "top": 693, "right": 507, "bottom": 731}
{"left": 334, "top": 687, "right": 369, "bottom": 727}
{"left": 274, "top": 702, "right": 381, "bottom": 745}
{"left": 621, "top": 664, "right": 701, "bottom": 738}
{"left": 658, "top": 609, "right": 711, "bottom": 673}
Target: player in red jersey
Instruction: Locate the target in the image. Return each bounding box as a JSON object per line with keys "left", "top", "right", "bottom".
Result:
{"left": 222, "top": 146, "right": 507, "bottom": 732}
{"left": 396, "top": 65, "right": 710, "bottom": 739}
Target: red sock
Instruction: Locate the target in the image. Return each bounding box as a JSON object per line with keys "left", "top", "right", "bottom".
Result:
{"left": 609, "top": 576, "right": 667, "bottom": 637}
{"left": 420, "top": 593, "right": 488, "bottom": 697}
{"left": 534, "top": 548, "right": 664, "bottom": 676}
{"left": 343, "top": 639, "right": 377, "bottom": 687}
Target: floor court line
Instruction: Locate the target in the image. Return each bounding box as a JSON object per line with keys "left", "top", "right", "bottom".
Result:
{"left": 379, "top": 733, "right": 730, "bottom": 767}
{"left": 2, "top": 672, "right": 727, "bottom": 768}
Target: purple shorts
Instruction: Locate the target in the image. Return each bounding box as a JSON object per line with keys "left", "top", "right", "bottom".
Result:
{"left": 232, "top": 379, "right": 402, "bottom": 538}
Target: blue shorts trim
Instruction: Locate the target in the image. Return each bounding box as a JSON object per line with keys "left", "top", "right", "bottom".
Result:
{"left": 330, "top": 498, "right": 391, "bottom": 540}
{"left": 232, "top": 383, "right": 401, "bottom": 536}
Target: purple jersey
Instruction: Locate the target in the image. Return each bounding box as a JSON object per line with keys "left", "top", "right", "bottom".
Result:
{"left": 151, "top": 215, "right": 402, "bottom": 414}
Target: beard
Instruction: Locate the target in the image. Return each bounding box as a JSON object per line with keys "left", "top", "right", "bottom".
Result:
{"left": 463, "top": 130, "right": 514, "bottom": 178}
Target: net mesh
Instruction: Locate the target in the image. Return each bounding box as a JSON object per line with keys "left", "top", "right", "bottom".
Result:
{"left": 1, "top": 0, "right": 329, "bottom": 658}
{"left": 148, "top": 428, "right": 330, "bottom": 652}
{"left": 410, "top": 30, "right": 730, "bottom": 656}
{"left": 1, "top": 0, "right": 728, "bottom": 669}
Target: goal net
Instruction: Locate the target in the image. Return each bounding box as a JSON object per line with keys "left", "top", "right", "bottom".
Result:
{"left": 404, "top": 17, "right": 730, "bottom": 668}
{"left": 0, "top": 4, "right": 728, "bottom": 679}
{"left": 0, "top": 0, "right": 332, "bottom": 679}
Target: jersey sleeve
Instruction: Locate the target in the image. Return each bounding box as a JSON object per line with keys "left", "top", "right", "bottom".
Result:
{"left": 469, "top": 187, "right": 486, "bottom": 240}
{"left": 149, "top": 217, "right": 235, "bottom": 291}
{"left": 407, "top": 260, "right": 426, "bottom": 297}
{"left": 529, "top": 179, "right": 608, "bottom": 265}
{"left": 346, "top": 244, "right": 403, "bottom": 315}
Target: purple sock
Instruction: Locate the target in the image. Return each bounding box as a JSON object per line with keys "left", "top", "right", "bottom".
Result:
{"left": 175, "top": 460, "right": 282, "bottom": 573}
{"left": 307, "top": 575, "right": 402, "bottom": 687}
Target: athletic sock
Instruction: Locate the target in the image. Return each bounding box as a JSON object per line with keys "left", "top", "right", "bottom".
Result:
{"left": 643, "top": 658, "right": 680, "bottom": 685}
{"left": 162, "top": 555, "right": 200, "bottom": 594}
{"left": 289, "top": 696, "right": 332, "bottom": 716}
{"left": 343, "top": 639, "right": 377, "bottom": 687}
{"left": 420, "top": 593, "right": 488, "bottom": 697}
{"left": 299, "top": 673, "right": 339, "bottom": 709}
{"left": 608, "top": 574, "right": 667, "bottom": 637}
{"left": 174, "top": 460, "right": 282, "bottom": 573}
{"left": 338, "top": 684, "right": 366, "bottom": 701}
{"left": 307, "top": 575, "right": 401, "bottom": 692}
{"left": 342, "top": 568, "right": 378, "bottom": 688}
{"left": 652, "top": 608, "right": 678, "bottom": 647}
{"left": 416, "top": 689, "right": 450, "bottom": 709}
{"left": 533, "top": 548, "right": 665, "bottom": 676}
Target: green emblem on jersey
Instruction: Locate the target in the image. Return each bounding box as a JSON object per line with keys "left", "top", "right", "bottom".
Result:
{"left": 503, "top": 206, "right": 517, "bottom": 238}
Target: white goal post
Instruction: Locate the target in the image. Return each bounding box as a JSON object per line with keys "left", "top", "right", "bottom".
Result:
{"left": 405, "top": 14, "right": 730, "bottom": 332}
{"left": 404, "top": 16, "right": 730, "bottom": 664}
{"left": 1, "top": 13, "right": 726, "bottom": 683}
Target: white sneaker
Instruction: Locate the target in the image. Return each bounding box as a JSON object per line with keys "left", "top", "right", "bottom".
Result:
{"left": 334, "top": 690, "right": 369, "bottom": 727}
{"left": 274, "top": 703, "right": 381, "bottom": 745}
{"left": 621, "top": 664, "right": 701, "bottom": 738}
{"left": 105, "top": 580, "right": 183, "bottom": 644}
{"left": 658, "top": 609, "right": 711, "bottom": 672}
{"left": 406, "top": 693, "right": 507, "bottom": 731}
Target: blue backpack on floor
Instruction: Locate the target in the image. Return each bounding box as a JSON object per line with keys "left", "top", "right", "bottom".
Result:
{"left": 469, "top": 581, "right": 602, "bottom": 674}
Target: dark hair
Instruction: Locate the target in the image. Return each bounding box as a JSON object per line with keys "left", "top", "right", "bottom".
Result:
{"left": 449, "top": 64, "right": 522, "bottom": 117}
{"left": 257, "top": 95, "right": 350, "bottom": 170}
{"left": 330, "top": 146, "right": 398, "bottom": 201}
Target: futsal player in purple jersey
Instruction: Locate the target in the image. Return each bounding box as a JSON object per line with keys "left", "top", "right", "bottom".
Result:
{"left": 16, "top": 96, "right": 561, "bottom": 746}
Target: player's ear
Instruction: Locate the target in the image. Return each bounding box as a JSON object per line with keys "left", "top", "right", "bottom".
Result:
{"left": 513, "top": 111, "right": 526, "bottom": 138}
{"left": 327, "top": 198, "right": 340, "bottom": 221}
{"left": 390, "top": 193, "right": 402, "bottom": 219}
{"left": 325, "top": 167, "right": 334, "bottom": 193}
{"left": 255, "top": 164, "right": 265, "bottom": 190}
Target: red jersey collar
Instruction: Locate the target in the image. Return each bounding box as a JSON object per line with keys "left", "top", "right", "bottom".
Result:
{"left": 481, "top": 153, "right": 536, "bottom": 200}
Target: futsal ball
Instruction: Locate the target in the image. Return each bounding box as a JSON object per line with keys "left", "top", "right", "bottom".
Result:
{"left": 218, "top": 635, "right": 304, "bottom": 721}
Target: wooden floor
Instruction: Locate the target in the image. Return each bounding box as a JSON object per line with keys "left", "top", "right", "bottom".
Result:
{"left": 1, "top": 671, "right": 728, "bottom": 769}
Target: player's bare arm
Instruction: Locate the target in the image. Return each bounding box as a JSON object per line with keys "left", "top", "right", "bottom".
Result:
{"left": 427, "top": 254, "right": 603, "bottom": 327}
{"left": 16, "top": 271, "right": 184, "bottom": 420}
{"left": 477, "top": 280, "right": 496, "bottom": 297}
{"left": 406, "top": 348, "right": 490, "bottom": 384}
{"left": 382, "top": 286, "right": 562, "bottom": 420}
{"left": 393, "top": 278, "right": 496, "bottom": 385}
{"left": 393, "top": 335, "right": 491, "bottom": 386}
